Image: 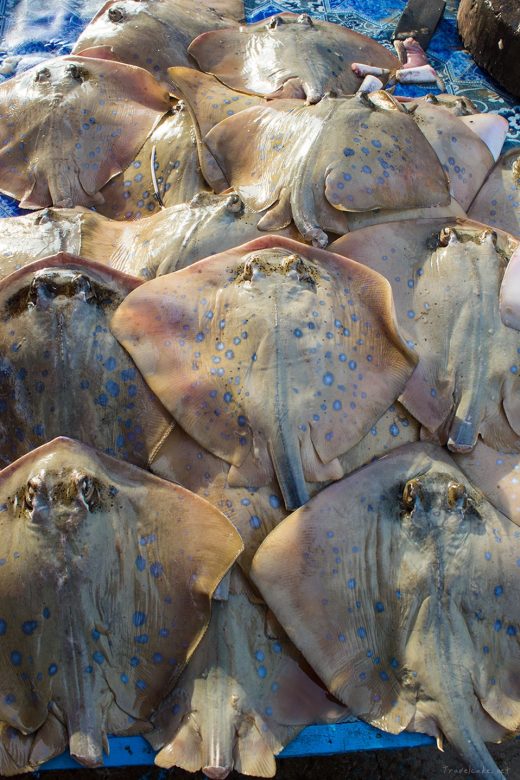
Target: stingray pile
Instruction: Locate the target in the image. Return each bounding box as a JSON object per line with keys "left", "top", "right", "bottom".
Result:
{"left": 0, "top": 1, "right": 519, "bottom": 778}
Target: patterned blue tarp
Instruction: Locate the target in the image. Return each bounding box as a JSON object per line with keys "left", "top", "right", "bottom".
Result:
{"left": 0, "top": 0, "right": 518, "bottom": 219}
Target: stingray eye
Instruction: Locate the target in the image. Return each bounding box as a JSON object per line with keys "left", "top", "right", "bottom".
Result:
{"left": 447, "top": 481, "right": 467, "bottom": 510}
{"left": 67, "top": 64, "right": 88, "bottom": 82}
{"left": 108, "top": 7, "right": 125, "bottom": 22}
{"left": 77, "top": 475, "right": 96, "bottom": 507}
{"left": 402, "top": 479, "right": 421, "bottom": 510}
{"left": 24, "top": 478, "right": 40, "bottom": 511}
{"left": 35, "top": 68, "right": 51, "bottom": 83}
{"left": 265, "top": 16, "right": 283, "bottom": 30}
{"left": 225, "top": 193, "right": 243, "bottom": 213}
{"left": 73, "top": 275, "right": 97, "bottom": 303}
{"left": 297, "top": 13, "right": 313, "bottom": 25}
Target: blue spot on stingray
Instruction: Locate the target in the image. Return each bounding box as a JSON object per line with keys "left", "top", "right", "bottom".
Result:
{"left": 485, "top": 551, "right": 492, "bottom": 561}
{"left": 105, "top": 380, "right": 120, "bottom": 398}
{"left": 223, "top": 392, "right": 232, "bottom": 403}
{"left": 0, "top": 619, "right": 6, "bottom": 635}
{"left": 323, "top": 372, "right": 334, "bottom": 386}
{"left": 136, "top": 680, "right": 147, "bottom": 691}
{"left": 130, "top": 657, "right": 140, "bottom": 667}
{"left": 357, "top": 627, "right": 367, "bottom": 639}
{"left": 152, "top": 653, "right": 163, "bottom": 664}
{"left": 390, "top": 658, "right": 399, "bottom": 668}
{"left": 150, "top": 562, "right": 164, "bottom": 578}
{"left": 273, "top": 642, "right": 282, "bottom": 654}
{"left": 495, "top": 585, "right": 504, "bottom": 596}
{"left": 135, "top": 555, "right": 146, "bottom": 571}
{"left": 48, "top": 664, "right": 58, "bottom": 676}
{"left": 42, "top": 608, "right": 50, "bottom": 619}
{"left": 375, "top": 602, "right": 385, "bottom": 613}
{"left": 507, "top": 625, "right": 517, "bottom": 636}
{"left": 333, "top": 400, "right": 342, "bottom": 411}
{"left": 389, "top": 424, "right": 399, "bottom": 437}
{"left": 348, "top": 578, "right": 356, "bottom": 589}
{"left": 91, "top": 629, "right": 100, "bottom": 641}
{"left": 257, "top": 665, "right": 267, "bottom": 679}
{"left": 10, "top": 652, "right": 22, "bottom": 666}
{"left": 293, "top": 328, "right": 302, "bottom": 338}
{"left": 96, "top": 393, "right": 108, "bottom": 407}
{"left": 494, "top": 620, "right": 502, "bottom": 632}
{"left": 104, "top": 357, "right": 116, "bottom": 371}
{"left": 255, "top": 650, "right": 265, "bottom": 662}
{"left": 133, "top": 611, "right": 146, "bottom": 627}
{"left": 120, "top": 674, "right": 129, "bottom": 684}
{"left": 348, "top": 360, "right": 357, "bottom": 370}
{"left": 159, "top": 628, "right": 169, "bottom": 638}
{"left": 93, "top": 651, "right": 104, "bottom": 664}
{"left": 135, "top": 634, "right": 149, "bottom": 644}
{"left": 21, "top": 620, "right": 38, "bottom": 635}
{"left": 250, "top": 515, "right": 261, "bottom": 529}
{"left": 343, "top": 148, "right": 355, "bottom": 157}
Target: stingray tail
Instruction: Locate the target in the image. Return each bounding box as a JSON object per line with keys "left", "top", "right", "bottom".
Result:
{"left": 437, "top": 698, "right": 504, "bottom": 779}
{"left": 268, "top": 436, "right": 309, "bottom": 511}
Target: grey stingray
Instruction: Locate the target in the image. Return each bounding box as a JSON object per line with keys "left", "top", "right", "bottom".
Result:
{"left": 111, "top": 235, "right": 416, "bottom": 510}
{"left": 469, "top": 149, "right": 520, "bottom": 239}
{"left": 96, "top": 101, "right": 209, "bottom": 220}
{"left": 188, "top": 12, "right": 400, "bottom": 104}
{"left": 203, "top": 92, "right": 450, "bottom": 246}
{"left": 148, "top": 567, "right": 347, "bottom": 778}
{"left": 0, "top": 436, "right": 242, "bottom": 772}
{"left": 81, "top": 192, "right": 301, "bottom": 279}
{"left": 73, "top": 0, "right": 244, "bottom": 86}
{"left": 0, "top": 253, "right": 174, "bottom": 468}
{"left": 0, "top": 56, "right": 171, "bottom": 209}
{"left": 330, "top": 219, "right": 520, "bottom": 453}
{"left": 150, "top": 423, "right": 287, "bottom": 575}
{"left": 251, "top": 442, "right": 520, "bottom": 780}
{"left": 0, "top": 210, "right": 85, "bottom": 280}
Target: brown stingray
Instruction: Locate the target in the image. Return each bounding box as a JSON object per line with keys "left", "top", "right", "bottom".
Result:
{"left": 111, "top": 235, "right": 416, "bottom": 509}
{"left": 0, "top": 714, "right": 67, "bottom": 776}
{"left": 188, "top": 12, "right": 400, "bottom": 104}
{"left": 251, "top": 442, "right": 520, "bottom": 780}
{"left": 408, "top": 103, "right": 506, "bottom": 210}
{"left": 0, "top": 56, "right": 171, "bottom": 209}
{"left": 167, "top": 67, "right": 264, "bottom": 193}
{"left": 148, "top": 567, "right": 347, "bottom": 779}
{"left": 150, "top": 423, "right": 287, "bottom": 575}
{"left": 469, "top": 149, "right": 520, "bottom": 239}
{"left": 453, "top": 441, "right": 520, "bottom": 527}
{"left": 330, "top": 219, "right": 520, "bottom": 453}
{"left": 0, "top": 209, "right": 85, "bottom": 280}
{"left": 73, "top": 0, "right": 244, "bottom": 86}
{"left": 0, "top": 436, "right": 242, "bottom": 772}
{"left": 96, "top": 101, "right": 209, "bottom": 220}
{"left": 0, "top": 253, "right": 174, "bottom": 469}
{"left": 204, "top": 93, "right": 450, "bottom": 246}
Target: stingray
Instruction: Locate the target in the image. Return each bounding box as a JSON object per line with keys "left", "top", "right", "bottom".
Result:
{"left": 148, "top": 566, "right": 347, "bottom": 779}
{"left": 469, "top": 149, "right": 520, "bottom": 239}
{"left": 0, "top": 253, "right": 175, "bottom": 469}
{"left": 203, "top": 92, "right": 451, "bottom": 246}
{"left": 330, "top": 219, "right": 520, "bottom": 453}
{"left": 0, "top": 209, "right": 84, "bottom": 280}
{"left": 73, "top": 0, "right": 244, "bottom": 86}
{"left": 406, "top": 103, "right": 508, "bottom": 210}
{"left": 166, "top": 67, "right": 264, "bottom": 193}
{"left": 0, "top": 56, "right": 171, "bottom": 209}
{"left": 96, "top": 101, "right": 209, "bottom": 220}
{"left": 82, "top": 192, "right": 301, "bottom": 279}
{"left": 150, "top": 423, "right": 287, "bottom": 575}
{"left": 0, "top": 436, "right": 242, "bottom": 772}
{"left": 453, "top": 441, "right": 520, "bottom": 527}
{"left": 188, "top": 12, "right": 400, "bottom": 104}
{"left": 251, "top": 442, "right": 520, "bottom": 779}
{"left": 111, "top": 235, "right": 416, "bottom": 510}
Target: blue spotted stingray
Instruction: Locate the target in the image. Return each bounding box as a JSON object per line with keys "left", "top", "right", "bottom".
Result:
{"left": 111, "top": 235, "right": 417, "bottom": 510}
{"left": 251, "top": 442, "right": 520, "bottom": 780}
{"left": 0, "top": 436, "right": 242, "bottom": 772}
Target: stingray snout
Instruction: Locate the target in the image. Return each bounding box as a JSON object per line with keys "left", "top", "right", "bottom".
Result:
{"left": 203, "top": 766, "right": 231, "bottom": 779}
